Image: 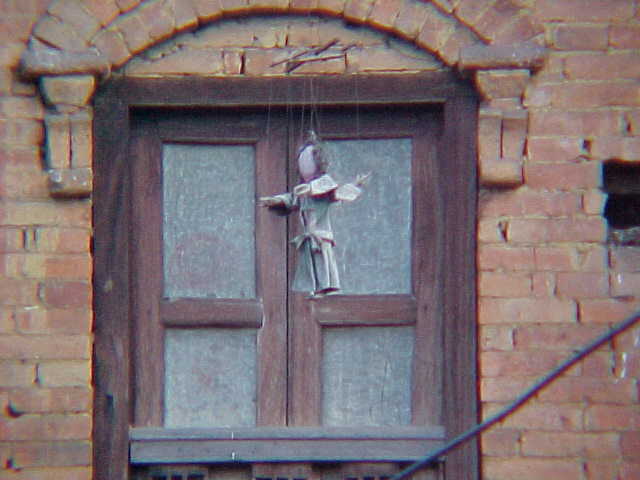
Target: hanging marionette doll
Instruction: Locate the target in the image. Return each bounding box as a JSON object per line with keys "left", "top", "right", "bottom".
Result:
{"left": 260, "top": 131, "right": 370, "bottom": 297}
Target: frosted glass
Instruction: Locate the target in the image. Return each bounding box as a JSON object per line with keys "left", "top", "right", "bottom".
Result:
{"left": 322, "top": 327, "right": 414, "bottom": 426}
{"left": 164, "top": 328, "right": 257, "bottom": 427}
{"left": 163, "top": 143, "right": 256, "bottom": 299}
{"left": 325, "top": 138, "right": 412, "bottom": 295}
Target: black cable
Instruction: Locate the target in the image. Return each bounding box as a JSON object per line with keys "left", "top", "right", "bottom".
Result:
{"left": 391, "top": 310, "right": 640, "bottom": 480}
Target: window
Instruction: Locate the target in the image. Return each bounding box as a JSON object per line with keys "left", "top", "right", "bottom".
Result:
{"left": 93, "top": 74, "right": 478, "bottom": 480}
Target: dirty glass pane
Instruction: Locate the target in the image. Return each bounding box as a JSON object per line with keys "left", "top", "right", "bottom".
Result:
{"left": 322, "top": 326, "right": 414, "bottom": 426}
{"left": 325, "top": 138, "right": 412, "bottom": 295}
{"left": 163, "top": 143, "right": 256, "bottom": 299}
{"left": 164, "top": 328, "right": 257, "bottom": 427}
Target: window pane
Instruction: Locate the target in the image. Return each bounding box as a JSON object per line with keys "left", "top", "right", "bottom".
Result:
{"left": 322, "top": 326, "right": 414, "bottom": 426}
{"left": 164, "top": 328, "right": 257, "bottom": 427}
{"left": 163, "top": 144, "right": 256, "bottom": 299}
{"left": 326, "top": 138, "right": 412, "bottom": 295}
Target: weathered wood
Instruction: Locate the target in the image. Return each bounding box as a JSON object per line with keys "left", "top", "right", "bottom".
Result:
{"left": 441, "top": 95, "right": 479, "bottom": 480}
{"left": 130, "top": 426, "right": 445, "bottom": 464}
{"left": 92, "top": 84, "right": 132, "bottom": 480}
{"left": 314, "top": 295, "right": 416, "bottom": 325}
{"left": 103, "top": 73, "right": 475, "bottom": 108}
{"left": 161, "top": 299, "right": 264, "bottom": 327}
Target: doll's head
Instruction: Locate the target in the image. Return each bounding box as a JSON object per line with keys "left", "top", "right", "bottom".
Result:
{"left": 297, "top": 130, "right": 329, "bottom": 182}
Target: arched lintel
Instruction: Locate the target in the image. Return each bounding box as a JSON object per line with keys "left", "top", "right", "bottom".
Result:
{"left": 19, "top": 0, "right": 547, "bottom": 197}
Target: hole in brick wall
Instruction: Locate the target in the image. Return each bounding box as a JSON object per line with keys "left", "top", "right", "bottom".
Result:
{"left": 603, "top": 161, "right": 640, "bottom": 245}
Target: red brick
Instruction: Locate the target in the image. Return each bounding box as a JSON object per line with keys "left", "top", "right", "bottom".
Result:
{"left": 1, "top": 201, "right": 91, "bottom": 227}
{"left": 393, "top": 0, "right": 430, "bottom": 39}
{"left": 579, "top": 299, "right": 640, "bottom": 324}
{"left": 483, "top": 457, "right": 583, "bottom": 480}
{"left": 414, "top": 4, "right": 456, "bottom": 53}
{"left": 481, "top": 428, "right": 520, "bottom": 456}
{"left": 9, "top": 387, "right": 91, "bottom": 414}
{"left": 0, "top": 414, "right": 91, "bottom": 441}
{"left": 0, "top": 147, "right": 41, "bottom": 168}
{"left": 11, "top": 441, "right": 91, "bottom": 468}
{"left": 553, "top": 24, "right": 608, "bottom": 51}
{"left": 114, "top": 10, "right": 152, "bottom": 54}
{"left": 92, "top": 27, "right": 132, "bottom": 67}
{"left": 531, "top": 272, "right": 555, "bottom": 297}
{"left": 538, "top": 377, "right": 637, "bottom": 404}
{"left": 475, "top": 69, "right": 529, "bottom": 99}
{"left": 35, "top": 228, "right": 90, "bottom": 253}
{"left": 454, "top": 0, "right": 491, "bottom": 26}
{"left": 551, "top": 82, "right": 640, "bottom": 109}
{"left": 48, "top": 0, "right": 101, "bottom": 41}
{"left": 583, "top": 189, "right": 605, "bottom": 216}
{"left": 0, "top": 307, "right": 14, "bottom": 333}
{"left": 615, "top": 351, "right": 640, "bottom": 378}
{"left": 1, "top": 164, "right": 49, "bottom": 198}
{"left": 439, "top": 24, "right": 478, "bottom": 66}
{"left": 535, "top": 0, "right": 634, "bottom": 22}
{"left": 611, "top": 247, "right": 640, "bottom": 273}
{"left": 556, "top": 272, "right": 609, "bottom": 298}
{"left": 478, "top": 245, "right": 535, "bottom": 271}
{"left": 535, "top": 246, "right": 606, "bottom": 272}
{"left": 621, "top": 432, "right": 640, "bottom": 460}
{"left": 479, "top": 272, "right": 531, "bottom": 297}
{"left": 36, "top": 360, "right": 91, "bottom": 387}
{"left": 527, "top": 137, "right": 586, "bottom": 163}
{"left": 137, "top": 0, "right": 175, "bottom": 41}
{"left": 481, "top": 377, "right": 532, "bottom": 402}
{"left": 244, "top": 49, "right": 289, "bottom": 75}
{"left": 344, "top": 0, "right": 375, "bottom": 22}
{"left": 585, "top": 405, "right": 640, "bottom": 431}
{"left": 524, "top": 162, "right": 601, "bottom": 190}
{"left": 0, "top": 466, "right": 92, "bottom": 480}
{"left": 481, "top": 351, "right": 567, "bottom": 377}
{"left": 43, "top": 254, "right": 91, "bottom": 280}
{"left": 610, "top": 25, "right": 640, "bottom": 49}
{"left": 0, "top": 97, "right": 44, "bottom": 119}
{"left": 0, "top": 278, "right": 39, "bottom": 306}
{"left": 472, "top": 0, "right": 520, "bottom": 42}
{"left": 521, "top": 432, "right": 619, "bottom": 458}
{"left": 507, "top": 218, "right": 606, "bottom": 243}
{"left": 40, "top": 281, "right": 91, "bottom": 308}
{"left": 0, "top": 361, "right": 36, "bottom": 387}
{"left": 565, "top": 53, "right": 640, "bottom": 81}
{"left": 479, "top": 298, "right": 576, "bottom": 324}
{"left": 581, "top": 351, "right": 614, "bottom": 377}
{"left": 0, "top": 227, "right": 24, "bottom": 252}
{"left": 610, "top": 272, "right": 640, "bottom": 297}
{"left": 0, "top": 119, "right": 44, "bottom": 146}
{"left": 32, "top": 14, "right": 88, "bottom": 51}
{"left": 613, "top": 323, "right": 640, "bottom": 351}
{"left": 480, "top": 190, "right": 581, "bottom": 217}
{"left": 499, "top": 403, "right": 583, "bottom": 431}
{"left": 515, "top": 324, "right": 610, "bottom": 350}
{"left": 0, "top": 334, "right": 90, "bottom": 360}
{"left": 117, "top": 0, "right": 142, "bottom": 12}
{"left": 169, "top": 0, "right": 199, "bottom": 31}
{"left": 584, "top": 461, "right": 619, "bottom": 480}
{"left": 589, "top": 136, "right": 640, "bottom": 162}
{"left": 478, "top": 218, "right": 507, "bottom": 243}
{"left": 15, "top": 308, "right": 92, "bottom": 334}
{"left": 493, "top": 13, "right": 541, "bottom": 45}
{"left": 368, "top": 0, "right": 402, "bottom": 29}
{"left": 529, "top": 110, "right": 621, "bottom": 137}
{"left": 83, "top": 0, "right": 121, "bottom": 26}
{"left": 620, "top": 462, "right": 640, "bottom": 480}
{"left": 480, "top": 325, "right": 514, "bottom": 351}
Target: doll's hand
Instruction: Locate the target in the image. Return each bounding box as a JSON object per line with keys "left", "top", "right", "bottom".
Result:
{"left": 258, "top": 196, "right": 282, "bottom": 207}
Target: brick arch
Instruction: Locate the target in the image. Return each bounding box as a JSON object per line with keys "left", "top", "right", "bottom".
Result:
{"left": 23, "top": 0, "right": 541, "bottom": 75}
{"left": 20, "top": 0, "right": 546, "bottom": 197}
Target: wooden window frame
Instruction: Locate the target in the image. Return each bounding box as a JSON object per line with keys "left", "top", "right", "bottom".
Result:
{"left": 93, "top": 73, "right": 478, "bottom": 480}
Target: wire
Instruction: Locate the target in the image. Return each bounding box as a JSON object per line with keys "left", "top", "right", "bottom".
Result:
{"left": 391, "top": 310, "right": 640, "bottom": 480}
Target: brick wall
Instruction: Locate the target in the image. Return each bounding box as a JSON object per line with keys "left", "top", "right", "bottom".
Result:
{"left": 1, "top": 1, "right": 639, "bottom": 480}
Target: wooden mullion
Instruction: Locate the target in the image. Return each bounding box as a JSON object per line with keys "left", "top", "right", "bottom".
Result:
{"left": 441, "top": 95, "right": 479, "bottom": 480}
{"left": 130, "top": 118, "right": 165, "bottom": 427}
{"left": 411, "top": 113, "right": 444, "bottom": 427}
{"left": 93, "top": 84, "right": 132, "bottom": 480}
{"left": 313, "top": 295, "right": 417, "bottom": 326}
{"left": 255, "top": 113, "right": 289, "bottom": 427}
{"left": 160, "top": 299, "right": 263, "bottom": 328}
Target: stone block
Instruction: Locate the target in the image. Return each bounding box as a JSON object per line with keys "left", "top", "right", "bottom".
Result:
{"left": 479, "top": 157, "right": 524, "bottom": 188}
{"left": 49, "top": 168, "right": 93, "bottom": 198}
{"left": 40, "top": 75, "right": 96, "bottom": 108}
